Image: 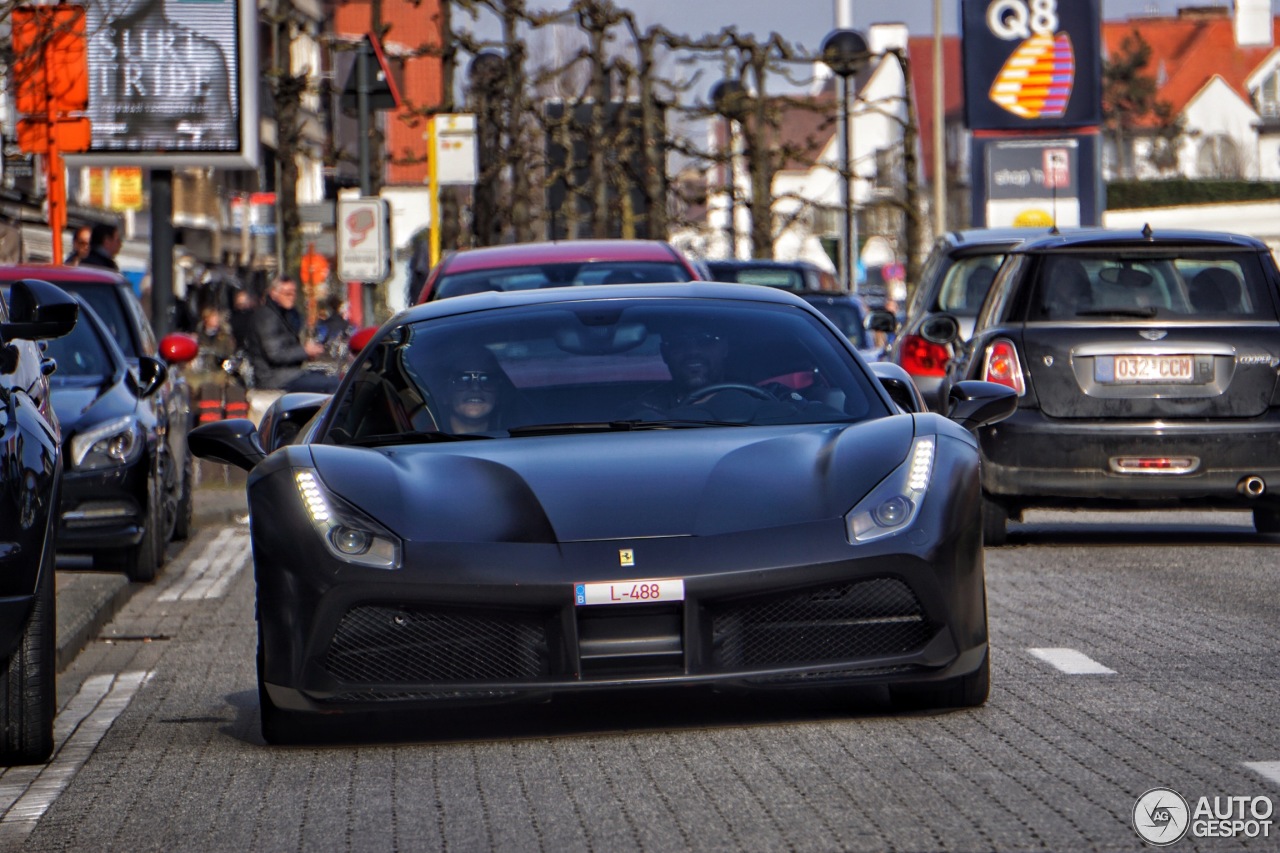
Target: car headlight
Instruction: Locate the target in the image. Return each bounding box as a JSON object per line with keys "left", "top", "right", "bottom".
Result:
{"left": 294, "top": 470, "right": 401, "bottom": 569}
{"left": 845, "top": 436, "right": 935, "bottom": 543}
{"left": 70, "top": 416, "right": 143, "bottom": 470}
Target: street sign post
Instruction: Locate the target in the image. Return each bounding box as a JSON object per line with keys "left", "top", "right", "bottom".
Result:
{"left": 337, "top": 197, "right": 390, "bottom": 284}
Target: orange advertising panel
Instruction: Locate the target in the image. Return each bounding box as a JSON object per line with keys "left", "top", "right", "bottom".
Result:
{"left": 12, "top": 6, "right": 88, "bottom": 116}
{"left": 87, "top": 168, "right": 106, "bottom": 207}
{"left": 16, "top": 118, "right": 91, "bottom": 154}
{"left": 109, "top": 167, "right": 145, "bottom": 211}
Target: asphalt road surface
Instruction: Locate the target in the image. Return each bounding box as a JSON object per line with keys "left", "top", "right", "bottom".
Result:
{"left": 5, "top": 485, "right": 1279, "bottom": 852}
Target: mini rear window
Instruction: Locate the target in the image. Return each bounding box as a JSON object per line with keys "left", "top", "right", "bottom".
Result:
{"left": 1028, "top": 252, "right": 1277, "bottom": 322}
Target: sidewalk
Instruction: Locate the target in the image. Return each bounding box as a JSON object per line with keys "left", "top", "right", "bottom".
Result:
{"left": 54, "top": 466, "right": 248, "bottom": 672}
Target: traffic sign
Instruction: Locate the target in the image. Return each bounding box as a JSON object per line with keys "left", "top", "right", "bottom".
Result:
{"left": 12, "top": 6, "right": 88, "bottom": 116}
{"left": 337, "top": 197, "right": 389, "bottom": 283}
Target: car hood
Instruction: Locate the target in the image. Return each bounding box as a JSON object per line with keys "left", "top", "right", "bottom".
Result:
{"left": 310, "top": 419, "right": 915, "bottom": 543}
{"left": 49, "top": 379, "right": 135, "bottom": 435}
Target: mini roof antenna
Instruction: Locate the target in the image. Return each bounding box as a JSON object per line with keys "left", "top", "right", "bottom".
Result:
{"left": 1142, "top": 223, "right": 1154, "bottom": 240}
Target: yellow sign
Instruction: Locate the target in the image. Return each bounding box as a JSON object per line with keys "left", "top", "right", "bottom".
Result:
{"left": 87, "top": 168, "right": 105, "bottom": 207}
{"left": 1013, "top": 208, "right": 1053, "bottom": 228}
{"left": 109, "top": 167, "right": 143, "bottom": 211}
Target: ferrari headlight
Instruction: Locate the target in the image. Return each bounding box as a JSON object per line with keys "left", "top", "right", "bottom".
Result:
{"left": 845, "top": 436, "right": 935, "bottom": 543}
{"left": 70, "top": 416, "right": 143, "bottom": 470}
{"left": 294, "top": 470, "right": 401, "bottom": 569}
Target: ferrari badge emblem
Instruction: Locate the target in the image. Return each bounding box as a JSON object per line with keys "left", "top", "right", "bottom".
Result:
{"left": 619, "top": 549, "right": 635, "bottom": 568}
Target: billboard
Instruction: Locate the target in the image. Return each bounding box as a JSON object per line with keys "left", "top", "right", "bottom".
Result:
{"left": 69, "top": 0, "right": 258, "bottom": 168}
{"left": 970, "top": 132, "right": 1104, "bottom": 228}
{"left": 962, "top": 0, "right": 1102, "bottom": 130}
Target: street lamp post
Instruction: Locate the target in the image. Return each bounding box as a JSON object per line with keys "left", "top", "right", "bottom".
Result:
{"left": 711, "top": 78, "right": 747, "bottom": 260}
{"left": 821, "top": 29, "right": 869, "bottom": 294}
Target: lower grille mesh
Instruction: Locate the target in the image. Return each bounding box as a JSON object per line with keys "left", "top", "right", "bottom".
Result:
{"left": 325, "top": 605, "right": 550, "bottom": 684}
{"left": 708, "top": 578, "right": 933, "bottom": 670}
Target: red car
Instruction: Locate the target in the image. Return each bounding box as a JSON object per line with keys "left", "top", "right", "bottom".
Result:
{"left": 414, "top": 239, "right": 701, "bottom": 303}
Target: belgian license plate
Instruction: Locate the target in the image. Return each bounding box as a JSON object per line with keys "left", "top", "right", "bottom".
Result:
{"left": 1096, "top": 355, "right": 1196, "bottom": 383}
{"left": 575, "top": 579, "right": 684, "bottom": 606}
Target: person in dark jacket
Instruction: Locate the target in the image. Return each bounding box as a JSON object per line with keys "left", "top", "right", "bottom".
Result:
{"left": 247, "top": 276, "right": 337, "bottom": 392}
{"left": 65, "top": 226, "right": 92, "bottom": 265}
{"left": 228, "top": 288, "right": 257, "bottom": 352}
{"left": 80, "top": 223, "right": 122, "bottom": 271}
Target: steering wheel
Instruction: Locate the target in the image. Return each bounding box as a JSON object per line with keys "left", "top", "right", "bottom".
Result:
{"left": 682, "top": 383, "right": 775, "bottom": 404}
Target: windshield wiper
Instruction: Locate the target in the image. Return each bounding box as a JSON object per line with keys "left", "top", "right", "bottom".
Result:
{"left": 508, "top": 419, "right": 748, "bottom": 436}
{"left": 346, "top": 430, "right": 493, "bottom": 447}
{"left": 1074, "top": 307, "right": 1159, "bottom": 319}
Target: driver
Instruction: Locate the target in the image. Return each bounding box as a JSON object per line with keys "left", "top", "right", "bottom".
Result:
{"left": 638, "top": 325, "right": 733, "bottom": 410}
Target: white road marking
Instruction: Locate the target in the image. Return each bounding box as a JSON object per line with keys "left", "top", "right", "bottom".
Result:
{"left": 1243, "top": 762, "right": 1280, "bottom": 788}
{"left": 1028, "top": 647, "right": 1116, "bottom": 674}
{"left": 159, "top": 528, "right": 250, "bottom": 601}
{"left": 0, "top": 671, "right": 152, "bottom": 842}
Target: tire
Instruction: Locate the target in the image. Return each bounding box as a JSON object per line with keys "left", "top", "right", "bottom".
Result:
{"left": 101, "top": 496, "right": 161, "bottom": 582}
{"left": 982, "top": 495, "right": 1008, "bottom": 547}
{"left": 0, "top": 538, "right": 56, "bottom": 765}
{"left": 171, "top": 450, "right": 195, "bottom": 542}
{"left": 1254, "top": 507, "right": 1280, "bottom": 534}
{"left": 889, "top": 650, "right": 991, "bottom": 712}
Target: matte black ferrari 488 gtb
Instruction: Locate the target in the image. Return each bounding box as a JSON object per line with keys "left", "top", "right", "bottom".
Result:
{"left": 188, "top": 283, "right": 1016, "bottom": 744}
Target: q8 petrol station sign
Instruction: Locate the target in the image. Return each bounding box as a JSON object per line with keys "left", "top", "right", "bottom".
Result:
{"left": 962, "top": 0, "right": 1103, "bottom": 228}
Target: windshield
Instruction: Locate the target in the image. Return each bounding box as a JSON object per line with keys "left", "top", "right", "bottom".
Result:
{"left": 57, "top": 283, "right": 141, "bottom": 358}
{"left": 1028, "top": 251, "right": 1278, "bottom": 322}
{"left": 43, "top": 307, "right": 114, "bottom": 380}
{"left": 706, "top": 264, "right": 810, "bottom": 291}
{"left": 935, "top": 255, "right": 1006, "bottom": 315}
{"left": 434, "top": 261, "right": 691, "bottom": 299}
{"left": 325, "top": 298, "right": 889, "bottom": 444}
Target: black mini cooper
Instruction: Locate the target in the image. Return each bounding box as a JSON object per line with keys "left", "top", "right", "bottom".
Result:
{"left": 944, "top": 227, "right": 1280, "bottom": 544}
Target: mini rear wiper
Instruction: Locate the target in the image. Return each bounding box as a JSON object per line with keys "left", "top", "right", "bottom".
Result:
{"left": 346, "top": 430, "right": 493, "bottom": 447}
{"left": 508, "top": 419, "right": 748, "bottom": 436}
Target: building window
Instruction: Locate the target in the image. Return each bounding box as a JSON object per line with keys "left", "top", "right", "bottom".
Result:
{"left": 1196, "top": 134, "right": 1243, "bottom": 179}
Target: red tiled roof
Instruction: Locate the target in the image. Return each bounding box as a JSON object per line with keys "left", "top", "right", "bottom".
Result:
{"left": 1102, "top": 12, "right": 1280, "bottom": 127}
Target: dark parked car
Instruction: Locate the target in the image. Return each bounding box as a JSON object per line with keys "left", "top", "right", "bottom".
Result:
{"left": 190, "top": 282, "right": 1016, "bottom": 744}
{"left": 704, "top": 258, "right": 839, "bottom": 293}
{"left": 0, "top": 266, "right": 200, "bottom": 547}
{"left": 41, "top": 299, "right": 179, "bottom": 581}
{"left": 944, "top": 227, "right": 1280, "bottom": 544}
{"left": 800, "top": 292, "right": 885, "bottom": 362}
{"left": 0, "top": 279, "right": 78, "bottom": 764}
{"left": 415, "top": 239, "right": 701, "bottom": 302}
{"left": 887, "top": 228, "right": 1050, "bottom": 411}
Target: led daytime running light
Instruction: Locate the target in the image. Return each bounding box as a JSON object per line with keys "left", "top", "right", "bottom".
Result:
{"left": 292, "top": 469, "right": 400, "bottom": 569}
{"left": 845, "top": 436, "right": 936, "bottom": 543}
{"left": 295, "top": 471, "right": 331, "bottom": 523}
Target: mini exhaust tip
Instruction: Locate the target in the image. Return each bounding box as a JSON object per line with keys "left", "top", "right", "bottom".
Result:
{"left": 1238, "top": 476, "right": 1267, "bottom": 498}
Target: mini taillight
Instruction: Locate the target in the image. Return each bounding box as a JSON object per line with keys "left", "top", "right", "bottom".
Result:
{"left": 983, "top": 338, "right": 1026, "bottom": 396}
{"left": 898, "top": 334, "right": 950, "bottom": 377}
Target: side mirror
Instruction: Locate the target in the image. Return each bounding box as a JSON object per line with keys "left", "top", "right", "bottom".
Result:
{"left": 160, "top": 332, "right": 199, "bottom": 365}
{"left": 870, "top": 362, "right": 927, "bottom": 413}
{"left": 864, "top": 310, "right": 897, "bottom": 334}
{"left": 348, "top": 326, "right": 378, "bottom": 356}
{"left": 188, "top": 418, "right": 266, "bottom": 472}
{"left": 130, "top": 355, "right": 169, "bottom": 399}
{"left": 920, "top": 314, "right": 960, "bottom": 346}
{"left": 946, "top": 380, "right": 1017, "bottom": 431}
{"left": 0, "top": 279, "right": 78, "bottom": 341}
{"left": 258, "top": 392, "right": 331, "bottom": 453}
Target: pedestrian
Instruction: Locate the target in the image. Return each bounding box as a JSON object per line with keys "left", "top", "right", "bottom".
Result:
{"left": 228, "top": 288, "right": 257, "bottom": 353}
{"left": 80, "top": 223, "right": 122, "bottom": 271}
{"left": 65, "top": 226, "right": 91, "bottom": 265}
{"left": 246, "top": 276, "right": 338, "bottom": 393}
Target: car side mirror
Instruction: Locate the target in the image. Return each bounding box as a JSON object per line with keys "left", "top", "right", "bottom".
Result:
{"left": 188, "top": 419, "right": 266, "bottom": 471}
{"left": 348, "top": 326, "right": 378, "bottom": 356}
{"left": 946, "top": 380, "right": 1017, "bottom": 431}
{"left": 0, "top": 279, "right": 78, "bottom": 341}
{"left": 160, "top": 332, "right": 199, "bottom": 365}
{"left": 258, "top": 392, "right": 331, "bottom": 453}
{"left": 920, "top": 314, "right": 960, "bottom": 345}
{"left": 864, "top": 310, "right": 897, "bottom": 334}
{"left": 130, "top": 355, "right": 169, "bottom": 399}
{"left": 870, "top": 362, "right": 926, "bottom": 413}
